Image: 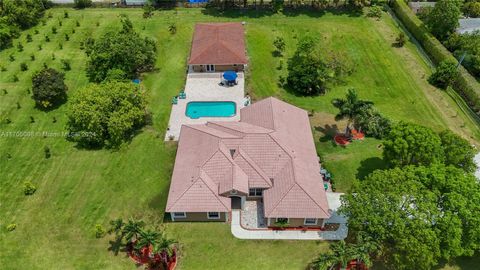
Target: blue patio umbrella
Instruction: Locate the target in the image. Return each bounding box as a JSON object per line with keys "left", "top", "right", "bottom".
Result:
{"left": 132, "top": 79, "right": 141, "bottom": 84}
{"left": 223, "top": 71, "right": 238, "bottom": 82}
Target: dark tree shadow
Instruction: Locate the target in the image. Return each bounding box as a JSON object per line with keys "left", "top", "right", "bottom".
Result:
{"left": 356, "top": 157, "right": 387, "bottom": 180}
{"left": 201, "top": 6, "right": 363, "bottom": 19}
{"left": 315, "top": 124, "right": 341, "bottom": 138}
{"left": 108, "top": 236, "right": 127, "bottom": 256}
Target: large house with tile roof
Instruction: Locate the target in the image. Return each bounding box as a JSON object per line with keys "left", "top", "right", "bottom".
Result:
{"left": 166, "top": 97, "right": 332, "bottom": 228}
{"left": 188, "top": 22, "right": 248, "bottom": 73}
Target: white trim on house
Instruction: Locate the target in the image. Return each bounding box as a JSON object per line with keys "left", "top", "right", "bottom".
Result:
{"left": 171, "top": 212, "right": 186, "bottom": 221}
{"left": 304, "top": 218, "right": 318, "bottom": 225}
{"left": 207, "top": 212, "right": 220, "bottom": 220}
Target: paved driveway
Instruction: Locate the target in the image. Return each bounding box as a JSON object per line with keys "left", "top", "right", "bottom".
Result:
{"left": 164, "top": 72, "right": 246, "bottom": 141}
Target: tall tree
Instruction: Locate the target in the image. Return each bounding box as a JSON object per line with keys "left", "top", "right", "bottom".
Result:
{"left": 340, "top": 164, "right": 480, "bottom": 270}
{"left": 383, "top": 122, "right": 444, "bottom": 167}
{"left": 31, "top": 68, "right": 68, "bottom": 109}
{"left": 67, "top": 81, "right": 147, "bottom": 148}
{"left": 86, "top": 15, "right": 156, "bottom": 82}
{"left": 439, "top": 130, "right": 476, "bottom": 173}
{"left": 427, "top": 0, "right": 462, "bottom": 40}
{"left": 332, "top": 88, "right": 373, "bottom": 136}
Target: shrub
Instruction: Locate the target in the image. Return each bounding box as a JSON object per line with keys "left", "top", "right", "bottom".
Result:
{"left": 65, "top": 33, "right": 69, "bottom": 41}
{"left": 273, "top": 36, "right": 286, "bottom": 57}
{"left": 64, "top": 10, "right": 69, "bottom": 18}
{"left": 67, "top": 81, "right": 147, "bottom": 148}
{"left": 9, "top": 54, "right": 15, "bottom": 62}
{"left": 463, "top": 1, "right": 480, "bottom": 18}
{"left": 34, "top": 29, "right": 39, "bottom": 35}
{"left": 20, "top": 63, "right": 28, "bottom": 71}
{"left": 30, "top": 116, "right": 35, "bottom": 123}
{"left": 367, "top": 5, "right": 383, "bottom": 18}
{"left": 44, "top": 146, "right": 51, "bottom": 159}
{"left": 61, "top": 59, "right": 71, "bottom": 71}
{"left": 95, "top": 224, "right": 106, "bottom": 238}
{"left": 45, "top": 35, "right": 50, "bottom": 42}
{"left": 38, "top": 44, "right": 42, "bottom": 50}
{"left": 12, "top": 75, "right": 18, "bottom": 82}
{"left": 6, "top": 224, "right": 16, "bottom": 232}
{"left": 51, "top": 26, "right": 57, "bottom": 34}
{"left": 354, "top": 108, "right": 391, "bottom": 139}
{"left": 26, "top": 34, "right": 32, "bottom": 42}
{"left": 395, "top": 32, "right": 407, "bottom": 47}
{"left": 168, "top": 22, "right": 177, "bottom": 34}
{"left": 23, "top": 181, "right": 36, "bottom": 195}
{"left": 17, "top": 43, "right": 23, "bottom": 52}
{"left": 76, "top": 20, "right": 80, "bottom": 27}
{"left": 428, "top": 60, "right": 459, "bottom": 89}
{"left": 143, "top": 3, "right": 155, "bottom": 18}
{"left": 74, "top": 0, "right": 92, "bottom": 9}
{"left": 31, "top": 68, "right": 68, "bottom": 109}
{"left": 30, "top": 54, "right": 35, "bottom": 61}
{"left": 58, "top": 43, "right": 63, "bottom": 50}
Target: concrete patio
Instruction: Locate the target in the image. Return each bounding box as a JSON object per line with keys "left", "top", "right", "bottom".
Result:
{"left": 164, "top": 72, "right": 246, "bottom": 141}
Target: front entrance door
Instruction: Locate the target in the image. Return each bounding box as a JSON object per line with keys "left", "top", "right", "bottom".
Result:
{"left": 206, "top": 64, "right": 215, "bottom": 72}
{"left": 231, "top": 196, "right": 242, "bottom": 210}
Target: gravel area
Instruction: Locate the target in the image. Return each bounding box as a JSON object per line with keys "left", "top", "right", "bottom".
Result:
{"left": 241, "top": 200, "right": 267, "bottom": 229}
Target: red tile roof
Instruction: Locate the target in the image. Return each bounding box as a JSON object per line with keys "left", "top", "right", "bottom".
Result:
{"left": 166, "top": 97, "right": 330, "bottom": 219}
{"left": 188, "top": 23, "right": 248, "bottom": 65}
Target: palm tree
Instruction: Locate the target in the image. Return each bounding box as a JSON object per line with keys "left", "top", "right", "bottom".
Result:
{"left": 135, "top": 229, "right": 161, "bottom": 251}
{"left": 122, "top": 218, "right": 145, "bottom": 243}
{"left": 332, "top": 88, "right": 373, "bottom": 137}
{"left": 154, "top": 233, "right": 178, "bottom": 269}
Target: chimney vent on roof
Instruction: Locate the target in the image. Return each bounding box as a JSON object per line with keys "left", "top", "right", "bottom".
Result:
{"left": 230, "top": 149, "right": 236, "bottom": 157}
{"left": 270, "top": 178, "right": 274, "bottom": 185}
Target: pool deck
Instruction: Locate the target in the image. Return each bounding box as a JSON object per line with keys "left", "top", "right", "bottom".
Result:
{"left": 164, "top": 72, "right": 246, "bottom": 141}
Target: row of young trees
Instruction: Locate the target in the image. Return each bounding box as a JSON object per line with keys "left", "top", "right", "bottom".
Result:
{"left": 0, "top": 0, "right": 51, "bottom": 50}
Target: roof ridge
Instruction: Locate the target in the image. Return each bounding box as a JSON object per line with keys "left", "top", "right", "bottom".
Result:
{"left": 295, "top": 180, "right": 331, "bottom": 217}
{"left": 236, "top": 148, "right": 272, "bottom": 187}
{"left": 186, "top": 125, "right": 238, "bottom": 139}
{"left": 218, "top": 40, "right": 246, "bottom": 63}
{"left": 264, "top": 177, "right": 296, "bottom": 217}
{"left": 200, "top": 170, "right": 230, "bottom": 210}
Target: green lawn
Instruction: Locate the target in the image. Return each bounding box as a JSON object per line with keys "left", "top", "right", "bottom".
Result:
{"left": 0, "top": 7, "right": 478, "bottom": 270}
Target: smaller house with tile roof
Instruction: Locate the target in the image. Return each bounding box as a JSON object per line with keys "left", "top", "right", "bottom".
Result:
{"left": 166, "top": 97, "right": 333, "bottom": 228}
{"left": 188, "top": 22, "right": 248, "bottom": 73}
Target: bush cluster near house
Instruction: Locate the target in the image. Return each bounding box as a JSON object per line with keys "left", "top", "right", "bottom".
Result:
{"left": 85, "top": 15, "right": 156, "bottom": 82}
{"left": 428, "top": 60, "right": 459, "bottom": 89}
{"left": 287, "top": 36, "right": 352, "bottom": 96}
{"left": 66, "top": 81, "right": 147, "bottom": 148}
{"left": 31, "top": 68, "right": 68, "bottom": 109}
{"left": 0, "top": 0, "right": 50, "bottom": 50}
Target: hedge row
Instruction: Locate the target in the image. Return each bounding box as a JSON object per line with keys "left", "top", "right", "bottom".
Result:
{"left": 390, "top": 0, "right": 480, "bottom": 114}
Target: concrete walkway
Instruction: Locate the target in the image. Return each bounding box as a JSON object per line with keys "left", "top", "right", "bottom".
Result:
{"left": 231, "top": 210, "right": 348, "bottom": 240}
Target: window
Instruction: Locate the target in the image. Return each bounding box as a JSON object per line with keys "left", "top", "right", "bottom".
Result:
{"left": 304, "top": 218, "right": 317, "bottom": 225}
{"left": 207, "top": 212, "right": 220, "bottom": 219}
{"left": 249, "top": 188, "right": 263, "bottom": 197}
{"left": 172, "top": 212, "right": 186, "bottom": 218}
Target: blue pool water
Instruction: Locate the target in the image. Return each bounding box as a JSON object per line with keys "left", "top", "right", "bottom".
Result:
{"left": 186, "top": 101, "right": 236, "bottom": 119}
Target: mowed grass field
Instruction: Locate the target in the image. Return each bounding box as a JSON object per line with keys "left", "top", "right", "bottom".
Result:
{"left": 0, "top": 7, "right": 479, "bottom": 270}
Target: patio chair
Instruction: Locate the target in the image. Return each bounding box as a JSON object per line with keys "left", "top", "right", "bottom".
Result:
{"left": 179, "top": 91, "right": 186, "bottom": 99}
{"left": 171, "top": 96, "right": 178, "bottom": 105}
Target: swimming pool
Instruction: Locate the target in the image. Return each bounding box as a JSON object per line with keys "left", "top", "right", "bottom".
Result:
{"left": 186, "top": 101, "right": 236, "bottom": 119}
